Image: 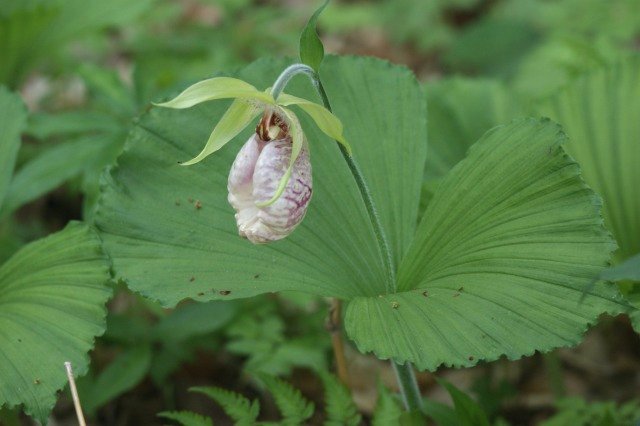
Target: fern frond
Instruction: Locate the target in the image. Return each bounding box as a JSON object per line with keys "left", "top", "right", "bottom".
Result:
{"left": 317, "top": 370, "right": 361, "bottom": 426}
{"left": 191, "top": 386, "right": 260, "bottom": 426}
{"left": 372, "top": 382, "right": 403, "bottom": 426}
{"left": 260, "top": 375, "right": 314, "bottom": 425}
{"left": 158, "top": 410, "right": 213, "bottom": 426}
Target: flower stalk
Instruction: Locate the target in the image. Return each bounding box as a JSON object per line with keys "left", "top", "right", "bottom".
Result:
{"left": 278, "top": 64, "right": 423, "bottom": 413}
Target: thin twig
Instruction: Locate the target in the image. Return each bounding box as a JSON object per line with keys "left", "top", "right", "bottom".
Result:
{"left": 326, "top": 298, "right": 350, "bottom": 386}
{"left": 64, "top": 362, "right": 87, "bottom": 426}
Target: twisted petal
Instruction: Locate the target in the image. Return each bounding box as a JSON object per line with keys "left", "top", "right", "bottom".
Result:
{"left": 181, "top": 99, "right": 261, "bottom": 165}
{"left": 277, "top": 93, "right": 351, "bottom": 154}
{"left": 228, "top": 135, "right": 312, "bottom": 244}
{"left": 155, "top": 77, "right": 275, "bottom": 108}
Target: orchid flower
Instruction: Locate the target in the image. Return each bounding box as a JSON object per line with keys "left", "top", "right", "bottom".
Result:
{"left": 155, "top": 66, "right": 350, "bottom": 243}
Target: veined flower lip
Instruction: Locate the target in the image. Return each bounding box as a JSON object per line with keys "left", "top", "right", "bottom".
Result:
{"left": 227, "top": 129, "right": 312, "bottom": 243}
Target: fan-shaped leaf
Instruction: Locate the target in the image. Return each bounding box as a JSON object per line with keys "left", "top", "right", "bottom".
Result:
{"left": 345, "top": 119, "right": 629, "bottom": 370}
{"left": 0, "top": 223, "right": 111, "bottom": 423}
{"left": 536, "top": 56, "right": 640, "bottom": 261}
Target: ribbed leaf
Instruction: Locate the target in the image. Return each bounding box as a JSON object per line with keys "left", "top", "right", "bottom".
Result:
{"left": 537, "top": 56, "right": 640, "bottom": 261}
{"left": 94, "top": 55, "right": 423, "bottom": 305}
{"left": 345, "top": 119, "right": 629, "bottom": 370}
{"left": 0, "top": 223, "right": 111, "bottom": 423}
{"left": 321, "top": 56, "right": 426, "bottom": 267}
{"left": 0, "top": 87, "right": 27, "bottom": 210}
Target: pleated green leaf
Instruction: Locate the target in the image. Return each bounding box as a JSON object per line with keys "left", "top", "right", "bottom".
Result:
{"left": 0, "top": 223, "right": 111, "bottom": 423}
{"left": 537, "top": 56, "right": 640, "bottom": 261}
{"left": 345, "top": 119, "right": 629, "bottom": 370}
{"left": 94, "top": 55, "right": 424, "bottom": 305}
{"left": 321, "top": 56, "right": 426, "bottom": 267}
{"left": 0, "top": 87, "right": 27, "bottom": 210}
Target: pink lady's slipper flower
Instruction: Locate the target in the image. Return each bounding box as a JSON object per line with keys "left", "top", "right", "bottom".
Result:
{"left": 155, "top": 69, "right": 349, "bottom": 243}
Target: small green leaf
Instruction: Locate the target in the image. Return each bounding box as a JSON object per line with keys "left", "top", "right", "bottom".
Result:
{"left": 278, "top": 92, "right": 351, "bottom": 153}
{"left": 255, "top": 107, "right": 305, "bottom": 207}
{"left": 158, "top": 410, "right": 213, "bottom": 426}
{"left": 0, "top": 223, "right": 111, "bottom": 423}
{"left": 372, "top": 382, "right": 403, "bottom": 426}
{"left": 181, "top": 99, "right": 260, "bottom": 166}
{"left": 299, "top": 0, "right": 329, "bottom": 72}
{"left": 155, "top": 77, "right": 274, "bottom": 109}
{"left": 438, "top": 379, "right": 490, "bottom": 426}
{"left": 81, "top": 345, "right": 152, "bottom": 413}
{"left": 1, "top": 134, "right": 117, "bottom": 216}
{"left": 153, "top": 301, "right": 237, "bottom": 342}
{"left": 0, "top": 87, "right": 27, "bottom": 210}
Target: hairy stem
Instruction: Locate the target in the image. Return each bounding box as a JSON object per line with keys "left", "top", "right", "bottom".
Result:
{"left": 271, "top": 62, "right": 422, "bottom": 411}
{"left": 392, "top": 362, "right": 423, "bottom": 412}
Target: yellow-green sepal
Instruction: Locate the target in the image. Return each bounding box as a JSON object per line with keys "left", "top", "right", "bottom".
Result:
{"left": 255, "top": 107, "right": 304, "bottom": 207}
{"left": 277, "top": 93, "right": 351, "bottom": 154}
{"left": 181, "top": 99, "right": 261, "bottom": 165}
{"left": 155, "top": 77, "right": 275, "bottom": 109}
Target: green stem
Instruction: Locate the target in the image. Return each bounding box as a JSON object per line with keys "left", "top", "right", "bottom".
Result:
{"left": 272, "top": 62, "right": 421, "bottom": 412}
{"left": 392, "top": 362, "right": 423, "bottom": 412}
{"left": 316, "top": 77, "right": 423, "bottom": 412}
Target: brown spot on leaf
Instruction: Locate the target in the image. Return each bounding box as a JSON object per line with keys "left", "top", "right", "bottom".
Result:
{"left": 422, "top": 290, "right": 429, "bottom": 297}
{"left": 194, "top": 200, "right": 202, "bottom": 209}
{"left": 219, "top": 290, "right": 231, "bottom": 296}
{"left": 253, "top": 274, "right": 260, "bottom": 279}
{"left": 197, "top": 292, "right": 204, "bottom": 296}
{"left": 189, "top": 276, "right": 195, "bottom": 282}
{"left": 391, "top": 301, "right": 399, "bottom": 309}
{"left": 468, "top": 356, "right": 474, "bottom": 361}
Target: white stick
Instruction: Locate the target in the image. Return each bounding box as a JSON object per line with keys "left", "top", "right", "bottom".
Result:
{"left": 64, "top": 361, "right": 87, "bottom": 426}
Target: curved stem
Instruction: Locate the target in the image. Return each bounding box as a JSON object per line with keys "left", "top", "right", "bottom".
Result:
{"left": 270, "top": 64, "right": 318, "bottom": 100}
{"left": 272, "top": 62, "right": 421, "bottom": 411}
